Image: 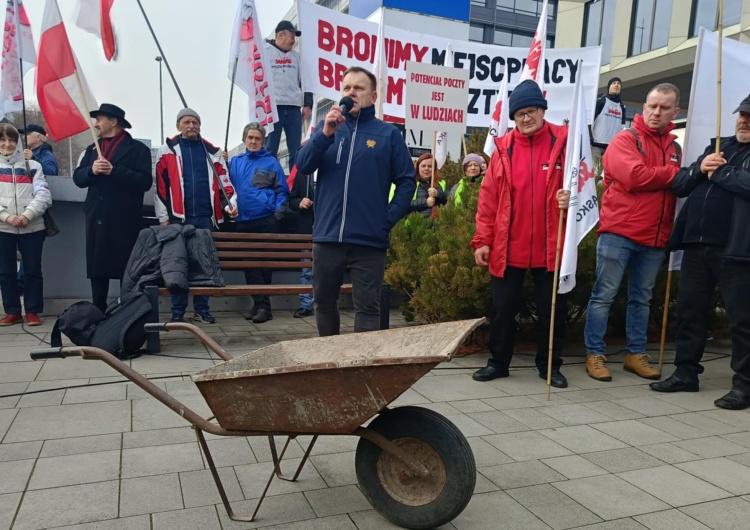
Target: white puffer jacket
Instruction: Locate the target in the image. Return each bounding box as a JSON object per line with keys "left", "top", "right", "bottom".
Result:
{"left": 0, "top": 152, "right": 51, "bottom": 235}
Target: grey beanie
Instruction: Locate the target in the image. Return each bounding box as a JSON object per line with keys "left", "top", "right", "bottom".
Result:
{"left": 462, "top": 153, "right": 484, "bottom": 170}
{"left": 176, "top": 108, "right": 201, "bottom": 124}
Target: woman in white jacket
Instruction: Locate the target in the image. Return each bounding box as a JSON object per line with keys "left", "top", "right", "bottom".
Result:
{"left": 0, "top": 123, "right": 51, "bottom": 326}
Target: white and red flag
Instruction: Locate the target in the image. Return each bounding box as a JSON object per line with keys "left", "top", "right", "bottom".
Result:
{"left": 559, "top": 62, "right": 599, "bottom": 294}
{"left": 434, "top": 43, "right": 453, "bottom": 169}
{"left": 37, "top": 0, "right": 98, "bottom": 140}
{"left": 0, "top": 0, "right": 35, "bottom": 119}
{"left": 229, "top": 0, "right": 277, "bottom": 134}
{"left": 482, "top": 75, "right": 509, "bottom": 157}
{"left": 75, "top": 0, "right": 116, "bottom": 61}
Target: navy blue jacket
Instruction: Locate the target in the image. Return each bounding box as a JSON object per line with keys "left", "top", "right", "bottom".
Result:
{"left": 295, "top": 106, "right": 415, "bottom": 249}
{"left": 32, "top": 143, "right": 59, "bottom": 176}
{"left": 229, "top": 148, "right": 288, "bottom": 222}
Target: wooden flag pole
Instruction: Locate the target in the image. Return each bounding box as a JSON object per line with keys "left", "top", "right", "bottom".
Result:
{"left": 657, "top": 270, "right": 672, "bottom": 374}
{"left": 72, "top": 69, "right": 103, "bottom": 159}
{"left": 430, "top": 131, "right": 440, "bottom": 219}
{"left": 546, "top": 210, "right": 565, "bottom": 401}
{"left": 224, "top": 56, "right": 240, "bottom": 153}
{"left": 461, "top": 133, "right": 469, "bottom": 159}
{"left": 716, "top": 0, "right": 724, "bottom": 155}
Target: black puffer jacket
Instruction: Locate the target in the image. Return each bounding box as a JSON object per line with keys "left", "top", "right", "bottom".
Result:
{"left": 121, "top": 224, "right": 224, "bottom": 294}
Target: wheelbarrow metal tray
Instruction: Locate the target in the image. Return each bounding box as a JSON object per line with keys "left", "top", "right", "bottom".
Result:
{"left": 191, "top": 318, "right": 484, "bottom": 434}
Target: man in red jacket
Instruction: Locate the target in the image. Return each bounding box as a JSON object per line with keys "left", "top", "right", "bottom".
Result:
{"left": 471, "top": 80, "right": 571, "bottom": 387}
{"left": 584, "top": 83, "right": 682, "bottom": 382}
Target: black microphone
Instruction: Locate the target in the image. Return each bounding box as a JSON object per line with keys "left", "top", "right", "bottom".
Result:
{"left": 328, "top": 97, "right": 354, "bottom": 127}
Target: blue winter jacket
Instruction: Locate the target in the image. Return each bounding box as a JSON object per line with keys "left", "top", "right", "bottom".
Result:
{"left": 295, "top": 106, "right": 415, "bottom": 249}
{"left": 229, "top": 148, "right": 288, "bottom": 222}
{"left": 32, "top": 143, "right": 59, "bottom": 176}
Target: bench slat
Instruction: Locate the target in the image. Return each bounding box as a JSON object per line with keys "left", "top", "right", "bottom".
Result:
{"left": 214, "top": 242, "right": 311, "bottom": 250}
{"left": 156, "top": 284, "right": 354, "bottom": 296}
{"left": 218, "top": 261, "right": 312, "bottom": 269}
{"left": 213, "top": 232, "right": 312, "bottom": 242}
{"left": 217, "top": 251, "right": 312, "bottom": 260}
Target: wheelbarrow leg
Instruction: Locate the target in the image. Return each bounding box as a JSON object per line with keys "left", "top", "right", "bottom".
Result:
{"left": 268, "top": 435, "right": 319, "bottom": 482}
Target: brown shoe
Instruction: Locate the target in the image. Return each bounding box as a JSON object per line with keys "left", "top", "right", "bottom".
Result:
{"left": 624, "top": 353, "right": 661, "bottom": 380}
{"left": 586, "top": 354, "right": 612, "bottom": 381}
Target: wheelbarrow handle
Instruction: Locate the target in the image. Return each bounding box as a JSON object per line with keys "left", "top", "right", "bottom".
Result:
{"left": 30, "top": 347, "right": 69, "bottom": 360}
{"left": 144, "top": 323, "right": 167, "bottom": 333}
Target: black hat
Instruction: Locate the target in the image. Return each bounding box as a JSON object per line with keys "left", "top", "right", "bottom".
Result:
{"left": 508, "top": 80, "right": 548, "bottom": 119}
{"left": 734, "top": 94, "right": 750, "bottom": 114}
{"left": 607, "top": 77, "right": 622, "bottom": 91}
{"left": 18, "top": 124, "right": 46, "bottom": 135}
{"left": 275, "top": 20, "right": 300, "bottom": 36}
{"left": 89, "top": 103, "right": 132, "bottom": 129}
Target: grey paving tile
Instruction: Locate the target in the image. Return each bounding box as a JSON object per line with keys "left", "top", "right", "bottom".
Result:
{"left": 121, "top": 442, "right": 204, "bottom": 478}
{"left": 439, "top": 413, "right": 494, "bottom": 437}
{"left": 310, "top": 451, "right": 357, "bottom": 488}
{"left": 450, "top": 490, "right": 552, "bottom": 529}
{"left": 126, "top": 380, "right": 167, "bottom": 400}
{"left": 527, "top": 392, "right": 574, "bottom": 406}
{"left": 677, "top": 457, "right": 750, "bottom": 495}
{"left": 542, "top": 455, "right": 608, "bottom": 479}
{"left": 553, "top": 475, "right": 669, "bottom": 520}
{"left": 304, "top": 484, "right": 371, "bottom": 517}
{"left": 582, "top": 401, "right": 646, "bottom": 420}
{"left": 35, "top": 359, "right": 117, "bottom": 380}
{"left": 215, "top": 492, "right": 316, "bottom": 529}
{"left": 0, "top": 459, "right": 33, "bottom": 494}
{"left": 592, "top": 420, "right": 679, "bottom": 446}
{"left": 503, "top": 407, "right": 567, "bottom": 429}
{"left": 507, "top": 483, "right": 602, "bottom": 529}
{"left": 633, "top": 509, "right": 710, "bottom": 530}
{"left": 180, "top": 466, "right": 243, "bottom": 509}
{"left": 638, "top": 443, "right": 702, "bottom": 464}
{"left": 131, "top": 394, "right": 212, "bottom": 431}
{"left": 121, "top": 427, "right": 194, "bottom": 449}
{"left": 40, "top": 433, "right": 121, "bottom": 458}
{"left": 672, "top": 436, "right": 749, "bottom": 458}
{"left": 700, "top": 409, "right": 750, "bottom": 432}
{"left": 538, "top": 404, "right": 614, "bottom": 426}
{"left": 0, "top": 492, "right": 21, "bottom": 529}
{"left": 296, "top": 435, "right": 358, "bottom": 456}
{"left": 680, "top": 497, "right": 750, "bottom": 530}
{"left": 601, "top": 385, "right": 662, "bottom": 399}
{"left": 29, "top": 450, "right": 120, "bottom": 490}
{"left": 480, "top": 459, "right": 566, "bottom": 489}
{"left": 14, "top": 480, "right": 119, "bottom": 530}
{"left": 235, "top": 457, "right": 328, "bottom": 499}
{"left": 652, "top": 390, "right": 729, "bottom": 412}
{"left": 0, "top": 382, "right": 25, "bottom": 409}
{"left": 50, "top": 516, "right": 151, "bottom": 529}
{"left": 450, "top": 399, "right": 496, "bottom": 413}
{"left": 668, "top": 412, "right": 743, "bottom": 435}
{"left": 203, "top": 436, "right": 257, "bottom": 467}
{"left": 119, "top": 473, "right": 184, "bottom": 517}
{"left": 414, "top": 401, "right": 462, "bottom": 417}
{"left": 539, "top": 425, "right": 629, "bottom": 453}
{"left": 0, "top": 361, "right": 41, "bottom": 383}
{"left": 480, "top": 395, "right": 542, "bottom": 410}
{"left": 484, "top": 372, "right": 553, "bottom": 397}
{"left": 483, "top": 431, "right": 572, "bottom": 461}
{"left": 467, "top": 410, "right": 531, "bottom": 434}
{"left": 573, "top": 519, "right": 648, "bottom": 530}
{"left": 473, "top": 471, "right": 501, "bottom": 494}
{"left": 722, "top": 431, "right": 750, "bottom": 449}
{"left": 556, "top": 390, "right": 615, "bottom": 403}
{"left": 411, "top": 374, "right": 510, "bottom": 401}
{"left": 638, "top": 416, "right": 712, "bottom": 440}
{"left": 62, "top": 383, "right": 127, "bottom": 405}
{"left": 349, "top": 510, "right": 455, "bottom": 529}
{"left": 614, "top": 397, "right": 689, "bottom": 417}
{"left": 16, "top": 378, "right": 84, "bottom": 407}
{"left": 467, "top": 436, "right": 513, "bottom": 467}
{"left": 247, "top": 435, "right": 304, "bottom": 462}
{"left": 0, "top": 440, "right": 41, "bottom": 462}
{"left": 258, "top": 514, "right": 359, "bottom": 530}
{"left": 152, "top": 505, "right": 222, "bottom": 530}
{"left": 4, "top": 401, "right": 130, "bottom": 443}
{"left": 582, "top": 448, "right": 664, "bottom": 473}
{"left": 0, "top": 408, "right": 18, "bottom": 440}
{"left": 618, "top": 465, "right": 731, "bottom": 506}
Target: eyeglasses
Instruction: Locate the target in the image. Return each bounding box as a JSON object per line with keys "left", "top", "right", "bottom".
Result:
{"left": 514, "top": 108, "right": 540, "bottom": 121}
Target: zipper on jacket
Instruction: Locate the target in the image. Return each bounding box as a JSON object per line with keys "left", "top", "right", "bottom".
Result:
{"left": 653, "top": 133, "right": 667, "bottom": 247}
{"left": 12, "top": 165, "right": 19, "bottom": 233}
{"left": 339, "top": 115, "right": 360, "bottom": 242}
{"left": 336, "top": 137, "right": 345, "bottom": 164}
{"left": 529, "top": 138, "right": 535, "bottom": 268}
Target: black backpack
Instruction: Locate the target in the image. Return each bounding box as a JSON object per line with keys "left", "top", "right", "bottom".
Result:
{"left": 51, "top": 292, "right": 152, "bottom": 359}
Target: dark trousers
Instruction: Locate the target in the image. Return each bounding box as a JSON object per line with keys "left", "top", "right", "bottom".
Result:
{"left": 236, "top": 214, "right": 280, "bottom": 312}
{"left": 488, "top": 267, "right": 567, "bottom": 373}
{"left": 0, "top": 230, "right": 45, "bottom": 315}
{"left": 312, "top": 243, "right": 387, "bottom": 336}
{"left": 90, "top": 278, "right": 124, "bottom": 313}
{"left": 674, "top": 245, "right": 750, "bottom": 392}
{"left": 171, "top": 216, "right": 215, "bottom": 316}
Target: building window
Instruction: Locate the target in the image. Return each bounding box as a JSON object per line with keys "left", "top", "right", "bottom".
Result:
{"left": 582, "top": 0, "right": 616, "bottom": 64}
{"left": 471, "top": 0, "right": 488, "bottom": 6}
{"left": 469, "top": 23, "right": 486, "bottom": 42}
{"left": 497, "top": 0, "right": 557, "bottom": 18}
{"left": 630, "top": 0, "right": 673, "bottom": 56}
{"left": 690, "top": 0, "right": 742, "bottom": 37}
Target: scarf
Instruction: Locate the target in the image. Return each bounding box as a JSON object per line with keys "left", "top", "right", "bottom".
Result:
{"left": 100, "top": 129, "right": 128, "bottom": 161}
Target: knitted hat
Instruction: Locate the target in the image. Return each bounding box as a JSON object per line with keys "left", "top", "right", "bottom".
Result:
{"left": 607, "top": 77, "right": 622, "bottom": 91}
{"left": 176, "top": 108, "right": 201, "bottom": 124}
{"left": 508, "top": 80, "right": 547, "bottom": 119}
{"left": 462, "top": 153, "right": 484, "bottom": 170}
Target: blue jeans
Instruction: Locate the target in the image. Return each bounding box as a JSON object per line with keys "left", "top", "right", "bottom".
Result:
{"left": 299, "top": 258, "right": 313, "bottom": 310}
{"left": 171, "top": 216, "right": 214, "bottom": 316}
{"left": 584, "top": 233, "right": 664, "bottom": 356}
{"left": 0, "top": 230, "right": 45, "bottom": 314}
{"left": 264, "top": 105, "right": 302, "bottom": 172}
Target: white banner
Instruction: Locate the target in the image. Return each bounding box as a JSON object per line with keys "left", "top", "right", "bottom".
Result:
{"left": 668, "top": 28, "right": 750, "bottom": 270}
{"left": 405, "top": 61, "right": 469, "bottom": 134}
{"left": 298, "top": 1, "right": 602, "bottom": 128}
{"left": 0, "top": 0, "right": 35, "bottom": 119}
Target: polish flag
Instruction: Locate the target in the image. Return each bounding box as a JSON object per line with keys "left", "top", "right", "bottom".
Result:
{"left": 75, "top": 0, "right": 116, "bottom": 61}
{"left": 0, "top": 0, "right": 36, "bottom": 119}
{"left": 37, "top": 0, "right": 98, "bottom": 140}
{"left": 482, "top": 75, "right": 509, "bottom": 157}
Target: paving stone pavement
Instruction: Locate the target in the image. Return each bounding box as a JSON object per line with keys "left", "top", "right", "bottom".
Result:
{"left": 1, "top": 309, "right": 749, "bottom": 529}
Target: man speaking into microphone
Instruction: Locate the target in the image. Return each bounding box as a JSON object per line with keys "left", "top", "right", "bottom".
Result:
{"left": 296, "top": 66, "right": 415, "bottom": 336}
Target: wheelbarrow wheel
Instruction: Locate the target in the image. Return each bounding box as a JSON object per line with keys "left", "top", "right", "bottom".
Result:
{"left": 355, "top": 406, "right": 476, "bottom": 529}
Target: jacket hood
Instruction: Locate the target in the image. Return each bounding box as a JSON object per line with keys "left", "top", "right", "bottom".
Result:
{"left": 34, "top": 142, "right": 54, "bottom": 155}
{"left": 633, "top": 113, "right": 676, "bottom": 141}
{"left": 245, "top": 147, "right": 272, "bottom": 159}
{"left": 0, "top": 151, "right": 24, "bottom": 166}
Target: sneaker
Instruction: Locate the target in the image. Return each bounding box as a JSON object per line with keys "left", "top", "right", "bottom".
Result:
{"left": 586, "top": 354, "right": 612, "bottom": 381}
{"left": 623, "top": 353, "right": 661, "bottom": 380}
{"left": 25, "top": 313, "right": 42, "bottom": 326}
{"left": 252, "top": 308, "right": 273, "bottom": 324}
{"left": 0, "top": 314, "right": 22, "bottom": 326}
{"left": 294, "top": 308, "right": 314, "bottom": 318}
{"left": 193, "top": 311, "right": 216, "bottom": 324}
{"left": 170, "top": 313, "right": 185, "bottom": 323}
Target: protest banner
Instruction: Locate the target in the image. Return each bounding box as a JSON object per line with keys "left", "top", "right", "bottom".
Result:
{"left": 405, "top": 61, "right": 469, "bottom": 134}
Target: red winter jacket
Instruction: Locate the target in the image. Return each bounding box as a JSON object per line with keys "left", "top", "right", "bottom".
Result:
{"left": 600, "top": 114, "right": 681, "bottom": 248}
{"left": 471, "top": 122, "right": 568, "bottom": 278}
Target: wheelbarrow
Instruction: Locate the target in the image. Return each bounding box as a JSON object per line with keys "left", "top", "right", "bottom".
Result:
{"left": 31, "top": 318, "right": 484, "bottom": 529}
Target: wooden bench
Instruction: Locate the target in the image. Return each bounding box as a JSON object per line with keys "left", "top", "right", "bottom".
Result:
{"left": 144, "top": 232, "right": 391, "bottom": 352}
